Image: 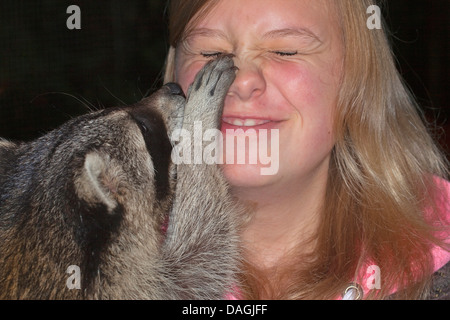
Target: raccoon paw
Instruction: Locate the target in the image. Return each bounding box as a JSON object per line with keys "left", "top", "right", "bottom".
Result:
{"left": 185, "top": 55, "right": 237, "bottom": 125}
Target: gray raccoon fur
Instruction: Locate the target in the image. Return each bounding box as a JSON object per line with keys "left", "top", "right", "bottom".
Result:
{"left": 0, "top": 56, "right": 241, "bottom": 299}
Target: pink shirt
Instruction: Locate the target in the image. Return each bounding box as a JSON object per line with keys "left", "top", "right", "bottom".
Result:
{"left": 227, "top": 178, "right": 450, "bottom": 300}
{"left": 355, "top": 178, "right": 450, "bottom": 299}
{"left": 429, "top": 178, "right": 450, "bottom": 272}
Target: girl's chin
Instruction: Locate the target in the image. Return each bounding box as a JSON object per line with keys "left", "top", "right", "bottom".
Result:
{"left": 220, "top": 163, "right": 278, "bottom": 189}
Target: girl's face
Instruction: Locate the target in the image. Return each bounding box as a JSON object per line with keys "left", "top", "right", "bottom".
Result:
{"left": 175, "top": 0, "right": 343, "bottom": 194}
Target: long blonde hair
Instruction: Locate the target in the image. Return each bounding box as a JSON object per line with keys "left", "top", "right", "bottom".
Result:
{"left": 164, "top": 0, "right": 449, "bottom": 299}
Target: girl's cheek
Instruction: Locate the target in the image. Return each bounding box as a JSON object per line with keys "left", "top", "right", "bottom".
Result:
{"left": 175, "top": 58, "right": 208, "bottom": 94}
{"left": 267, "top": 61, "right": 320, "bottom": 108}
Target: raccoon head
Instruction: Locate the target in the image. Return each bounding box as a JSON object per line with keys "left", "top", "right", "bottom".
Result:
{"left": 0, "top": 83, "right": 186, "bottom": 298}
{"left": 59, "top": 83, "right": 185, "bottom": 291}
{"left": 71, "top": 83, "right": 185, "bottom": 226}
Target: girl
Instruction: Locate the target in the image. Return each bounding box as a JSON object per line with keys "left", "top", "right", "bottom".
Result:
{"left": 163, "top": 0, "right": 449, "bottom": 299}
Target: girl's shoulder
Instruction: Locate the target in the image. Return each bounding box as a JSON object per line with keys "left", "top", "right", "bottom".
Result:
{"left": 430, "top": 177, "right": 450, "bottom": 272}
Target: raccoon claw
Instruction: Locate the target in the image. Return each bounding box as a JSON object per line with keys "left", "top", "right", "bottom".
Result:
{"left": 179, "top": 55, "right": 237, "bottom": 132}
{"left": 191, "top": 55, "right": 236, "bottom": 97}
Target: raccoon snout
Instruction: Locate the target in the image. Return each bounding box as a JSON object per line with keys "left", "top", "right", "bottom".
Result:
{"left": 164, "top": 82, "right": 185, "bottom": 97}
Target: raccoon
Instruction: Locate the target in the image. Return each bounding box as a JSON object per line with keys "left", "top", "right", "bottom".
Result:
{"left": 0, "top": 56, "right": 241, "bottom": 299}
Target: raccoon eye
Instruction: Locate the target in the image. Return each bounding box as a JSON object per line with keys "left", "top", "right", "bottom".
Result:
{"left": 137, "top": 120, "right": 149, "bottom": 134}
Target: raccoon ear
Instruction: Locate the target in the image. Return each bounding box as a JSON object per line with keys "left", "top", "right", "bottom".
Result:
{"left": 76, "top": 152, "right": 119, "bottom": 213}
{"left": 0, "top": 139, "right": 18, "bottom": 150}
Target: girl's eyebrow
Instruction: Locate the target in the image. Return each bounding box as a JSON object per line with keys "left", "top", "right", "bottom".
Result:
{"left": 185, "top": 28, "right": 228, "bottom": 41}
{"left": 184, "top": 27, "right": 323, "bottom": 45}
{"left": 262, "top": 27, "right": 323, "bottom": 44}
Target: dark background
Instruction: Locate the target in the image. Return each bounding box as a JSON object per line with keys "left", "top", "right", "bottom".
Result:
{"left": 0, "top": 1, "right": 449, "bottom": 159}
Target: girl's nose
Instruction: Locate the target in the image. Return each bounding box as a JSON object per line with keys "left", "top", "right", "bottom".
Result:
{"left": 227, "top": 58, "right": 266, "bottom": 102}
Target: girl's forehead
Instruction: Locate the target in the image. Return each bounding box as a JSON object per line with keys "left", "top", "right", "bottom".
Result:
{"left": 186, "top": 0, "right": 338, "bottom": 43}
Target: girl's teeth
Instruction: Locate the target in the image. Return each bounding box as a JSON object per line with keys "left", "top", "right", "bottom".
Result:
{"left": 223, "top": 118, "right": 271, "bottom": 127}
{"left": 244, "top": 119, "right": 256, "bottom": 126}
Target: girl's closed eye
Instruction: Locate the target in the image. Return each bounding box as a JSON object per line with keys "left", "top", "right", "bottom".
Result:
{"left": 201, "top": 51, "right": 224, "bottom": 58}
{"left": 271, "top": 50, "right": 298, "bottom": 57}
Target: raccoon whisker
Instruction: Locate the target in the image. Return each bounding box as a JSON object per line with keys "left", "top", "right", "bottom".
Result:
{"left": 98, "top": 79, "right": 127, "bottom": 106}
{"left": 31, "top": 92, "right": 99, "bottom": 113}
{"left": 136, "top": 77, "right": 155, "bottom": 100}
{"left": 95, "top": 99, "right": 106, "bottom": 111}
